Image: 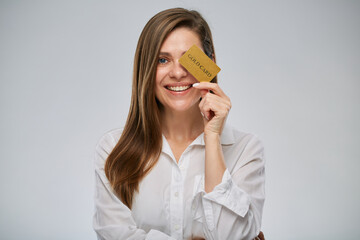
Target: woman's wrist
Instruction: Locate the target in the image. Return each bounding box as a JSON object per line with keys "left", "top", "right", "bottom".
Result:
{"left": 204, "top": 131, "right": 221, "bottom": 144}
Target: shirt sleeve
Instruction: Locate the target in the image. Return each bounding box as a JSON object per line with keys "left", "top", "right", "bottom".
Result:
{"left": 93, "top": 132, "right": 176, "bottom": 240}
{"left": 191, "top": 135, "right": 265, "bottom": 240}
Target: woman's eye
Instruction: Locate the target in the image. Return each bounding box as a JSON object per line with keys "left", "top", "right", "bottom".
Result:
{"left": 158, "top": 58, "right": 168, "bottom": 64}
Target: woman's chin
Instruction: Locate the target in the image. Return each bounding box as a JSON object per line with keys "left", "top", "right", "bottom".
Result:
{"left": 164, "top": 102, "right": 199, "bottom": 113}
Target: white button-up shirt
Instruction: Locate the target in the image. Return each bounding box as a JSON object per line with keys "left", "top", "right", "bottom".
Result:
{"left": 93, "top": 124, "right": 265, "bottom": 240}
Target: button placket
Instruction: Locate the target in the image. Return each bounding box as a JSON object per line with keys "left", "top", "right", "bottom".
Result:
{"left": 170, "top": 162, "right": 184, "bottom": 239}
{"left": 169, "top": 145, "right": 194, "bottom": 239}
{"left": 179, "top": 149, "right": 190, "bottom": 180}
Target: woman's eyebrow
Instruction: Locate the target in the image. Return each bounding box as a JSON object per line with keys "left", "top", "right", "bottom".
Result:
{"left": 159, "top": 51, "right": 187, "bottom": 56}
{"left": 159, "top": 52, "right": 171, "bottom": 56}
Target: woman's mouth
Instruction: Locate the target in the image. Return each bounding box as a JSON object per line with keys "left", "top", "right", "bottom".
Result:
{"left": 165, "top": 85, "right": 192, "bottom": 92}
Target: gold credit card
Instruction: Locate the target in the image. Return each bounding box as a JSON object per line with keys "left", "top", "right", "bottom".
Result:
{"left": 179, "top": 45, "right": 221, "bottom": 82}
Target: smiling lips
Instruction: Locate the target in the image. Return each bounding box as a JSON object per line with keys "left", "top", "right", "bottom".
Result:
{"left": 165, "top": 84, "right": 193, "bottom": 92}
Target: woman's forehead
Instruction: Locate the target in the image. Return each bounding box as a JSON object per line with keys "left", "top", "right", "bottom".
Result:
{"left": 160, "top": 27, "right": 203, "bottom": 53}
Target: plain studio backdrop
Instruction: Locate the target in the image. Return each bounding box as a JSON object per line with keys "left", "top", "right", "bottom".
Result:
{"left": 1, "top": 0, "right": 359, "bottom": 239}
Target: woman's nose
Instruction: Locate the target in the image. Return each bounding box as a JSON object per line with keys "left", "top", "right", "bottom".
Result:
{"left": 169, "top": 60, "right": 187, "bottom": 79}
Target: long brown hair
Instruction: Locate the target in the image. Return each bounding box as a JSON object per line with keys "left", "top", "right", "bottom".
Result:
{"left": 105, "top": 8, "right": 217, "bottom": 209}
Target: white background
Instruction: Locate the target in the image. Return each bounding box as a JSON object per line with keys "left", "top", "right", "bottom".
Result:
{"left": 1, "top": 0, "right": 359, "bottom": 239}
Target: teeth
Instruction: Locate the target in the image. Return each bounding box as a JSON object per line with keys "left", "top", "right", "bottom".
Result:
{"left": 167, "top": 85, "right": 191, "bottom": 92}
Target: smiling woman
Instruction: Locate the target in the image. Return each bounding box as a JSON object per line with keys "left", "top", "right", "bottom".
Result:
{"left": 155, "top": 27, "right": 202, "bottom": 113}
{"left": 93, "top": 8, "right": 265, "bottom": 240}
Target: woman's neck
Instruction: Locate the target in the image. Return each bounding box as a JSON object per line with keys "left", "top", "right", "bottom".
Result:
{"left": 160, "top": 105, "right": 204, "bottom": 143}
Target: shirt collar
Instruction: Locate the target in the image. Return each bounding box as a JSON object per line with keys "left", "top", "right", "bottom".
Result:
{"left": 161, "top": 135, "right": 174, "bottom": 158}
{"left": 220, "top": 123, "right": 235, "bottom": 145}
{"left": 162, "top": 123, "right": 235, "bottom": 156}
{"left": 197, "top": 123, "right": 235, "bottom": 146}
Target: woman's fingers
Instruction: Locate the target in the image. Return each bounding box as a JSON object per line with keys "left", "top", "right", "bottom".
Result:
{"left": 194, "top": 82, "right": 231, "bottom": 107}
{"left": 193, "top": 82, "right": 229, "bottom": 101}
{"left": 195, "top": 82, "right": 231, "bottom": 134}
{"left": 199, "top": 93, "right": 230, "bottom": 121}
{"left": 199, "top": 89, "right": 208, "bottom": 99}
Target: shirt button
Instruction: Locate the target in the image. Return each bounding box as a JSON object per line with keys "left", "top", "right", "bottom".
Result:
{"left": 174, "top": 192, "right": 179, "bottom": 197}
{"left": 175, "top": 224, "right": 180, "bottom": 230}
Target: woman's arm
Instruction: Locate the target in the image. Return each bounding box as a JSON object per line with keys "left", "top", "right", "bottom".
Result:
{"left": 193, "top": 82, "right": 265, "bottom": 240}
{"left": 204, "top": 133, "right": 226, "bottom": 193}
{"left": 192, "top": 134, "right": 265, "bottom": 240}
{"left": 193, "top": 82, "right": 232, "bottom": 193}
{"left": 93, "top": 132, "right": 176, "bottom": 240}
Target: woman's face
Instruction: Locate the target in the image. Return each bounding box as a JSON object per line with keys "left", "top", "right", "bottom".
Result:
{"left": 155, "top": 27, "right": 202, "bottom": 113}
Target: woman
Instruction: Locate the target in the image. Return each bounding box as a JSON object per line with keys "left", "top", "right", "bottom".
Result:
{"left": 93, "top": 8, "right": 265, "bottom": 240}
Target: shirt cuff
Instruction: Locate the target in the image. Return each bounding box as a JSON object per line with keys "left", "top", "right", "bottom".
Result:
{"left": 196, "top": 169, "right": 251, "bottom": 218}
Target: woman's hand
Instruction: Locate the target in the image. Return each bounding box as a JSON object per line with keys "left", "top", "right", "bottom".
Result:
{"left": 193, "top": 82, "right": 231, "bottom": 136}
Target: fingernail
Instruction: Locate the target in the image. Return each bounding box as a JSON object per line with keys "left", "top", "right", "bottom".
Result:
{"left": 192, "top": 83, "right": 199, "bottom": 87}
{"left": 200, "top": 112, "right": 209, "bottom": 120}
